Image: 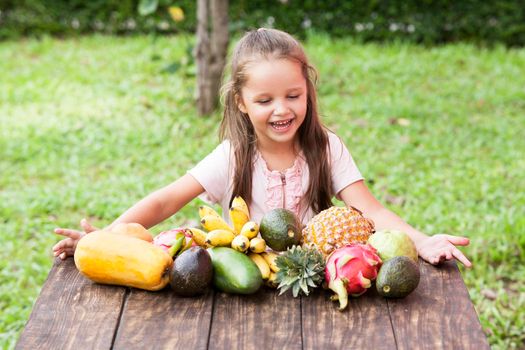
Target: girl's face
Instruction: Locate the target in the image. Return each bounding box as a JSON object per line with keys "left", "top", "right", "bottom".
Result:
{"left": 237, "top": 58, "right": 307, "bottom": 150}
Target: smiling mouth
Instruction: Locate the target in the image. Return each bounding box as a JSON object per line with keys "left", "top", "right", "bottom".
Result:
{"left": 270, "top": 119, "right": 293, "bottom": 130}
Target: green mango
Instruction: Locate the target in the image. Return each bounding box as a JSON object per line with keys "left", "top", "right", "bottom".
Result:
{"left": 207, "top": 247, "right": 262, "bottom": 294}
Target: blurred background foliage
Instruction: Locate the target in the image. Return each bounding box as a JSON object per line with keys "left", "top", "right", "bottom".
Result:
{"left": 0, "top": 0, "right": 524, "bottom": 46}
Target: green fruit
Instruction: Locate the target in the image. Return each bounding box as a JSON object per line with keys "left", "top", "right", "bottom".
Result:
{"left": 376, "top": 256, "right": 420, "bottom": 298}
{"left": 367, "top": 230, "right": 418, "bottom": 262}
{"left": 169, "top": 246, "right": 213, "bottom": 296}
{"left": 207, "top": 247, "right": 262, "bottom": 294}
{"left": 259, "top": 208, "right": 302, "bottom": 251}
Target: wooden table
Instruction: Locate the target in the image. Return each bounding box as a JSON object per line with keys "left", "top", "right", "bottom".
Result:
{"left": 16, "top": 258, "right": 489, "bottom": 349}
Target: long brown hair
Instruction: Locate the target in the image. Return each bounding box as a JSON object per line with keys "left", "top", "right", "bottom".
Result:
{"left": 219, "top": 28, "right": 333, "bottom": 215}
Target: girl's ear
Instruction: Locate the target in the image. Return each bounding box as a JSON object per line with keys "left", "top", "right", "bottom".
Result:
{"left": 236, "top": 94, "right": 248, "bottom": 114}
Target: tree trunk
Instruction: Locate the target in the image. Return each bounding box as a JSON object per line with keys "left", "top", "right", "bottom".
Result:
{"left": 195, "top": 0, "right": 229, "bottom": 116}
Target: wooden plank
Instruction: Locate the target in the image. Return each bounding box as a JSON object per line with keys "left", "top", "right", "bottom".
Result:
{"left": 301, "top": 287, "right": 397, "bottom": 349}
{"left": 208, "top": 287, "right": 302, "bottom": 350}
{"left": 387, "top": 260, "right": 490, "bottom": 350}
{"left": 16, "top": 258, "right": 126, "bottom": 350}
{"left": 112, "top": 287, "right": 214, "bottom": 349}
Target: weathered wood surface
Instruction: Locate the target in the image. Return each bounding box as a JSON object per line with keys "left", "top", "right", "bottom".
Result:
{"left": 15, "top": 258, "right": 126, "bottom": 350}
{"left": 302, "top": 288, "right": 397, "bottom": 349}
{"left": 387, "top": 261, "right": 490, "bottom": 350}
{"left": 16, "top": 258, "right": 490, "bottom": 350}
{"left": 112, "top": 288, "right": 214, "bottom": 349}
{"left": 209, "top": 289, "right": 302, "bottom": 350}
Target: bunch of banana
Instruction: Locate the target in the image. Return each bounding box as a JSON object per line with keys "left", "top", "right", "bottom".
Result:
{"left": 229, "top": 196, "right": 250, "bottom": 234}
{"left": 249, "top": 251, "right": 280, "bottom": 288}
{"left": 196, "top": 204, "right": 234, "bottom": 247}
{"left": 185, "top": 196, "right": 281, "bottom": 288}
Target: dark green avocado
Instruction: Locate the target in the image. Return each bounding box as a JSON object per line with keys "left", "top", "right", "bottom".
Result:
{"left": 376, "top": 256, "right": 420, "bottom": 298}
{"left": 259, "top": 208, "right": 302, "bottom": 251}
{"left": 169, "top": 246, "right": 213, "bottom": 296}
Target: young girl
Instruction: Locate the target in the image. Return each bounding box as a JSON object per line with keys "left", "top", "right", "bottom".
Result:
{"left": 53, "top": 28, "right": 471, "bottom": 268}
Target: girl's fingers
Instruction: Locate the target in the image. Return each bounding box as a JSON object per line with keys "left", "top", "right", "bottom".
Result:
{"left": 445, "top": 251, "right": 453, "bottom": 260}
{"left": 80, "top": 218, "right": 98, "bottom": 233}
{"left": 427, "top": 251, "right": 441, "bottom": 265}
{"left": 54, "top": 228, "right": 82, "bottom": 240}
{"left": 52, "top": 238, "right": 74, "bottom": 252}
{"left": 444, "top": 235, "right": 470, "bottom": 246}
{"left": 452, "top": 248, "right": 472, "bottom": 268}
{"left": 56, "top": 247, "right": 75, "bottom": 259}
{"left": 63, "top": 247, "right": 75, "bottom": 256}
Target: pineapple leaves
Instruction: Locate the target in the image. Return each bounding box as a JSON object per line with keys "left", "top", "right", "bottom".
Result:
{"left": 275, "top": 245, "right": 325, "bottom": 298}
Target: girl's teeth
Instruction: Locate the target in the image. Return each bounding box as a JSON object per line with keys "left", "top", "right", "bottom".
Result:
{"left": 271, "top": 120, "right": 292, "bottom": 128}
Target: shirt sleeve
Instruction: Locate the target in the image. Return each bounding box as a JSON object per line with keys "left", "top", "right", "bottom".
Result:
{"left": 328, "top": 132, "right": 364, "bottom": 196}
{"left": 187, "top": 140, "right": 233, "bottom": 205}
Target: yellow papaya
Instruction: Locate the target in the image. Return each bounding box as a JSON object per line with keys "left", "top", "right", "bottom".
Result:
{"left": 109, "top": 222, "right": 153, "bottom": 242}
{"left": 74, "top": 231, "right": 172, "bottom": 291}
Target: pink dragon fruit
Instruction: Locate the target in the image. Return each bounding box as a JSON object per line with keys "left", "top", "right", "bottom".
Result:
{"left": 153, "top": 228, "right": 194, "bottom": 257}
{"left": 325, "top": 243, "right": 382, "bottom": 310}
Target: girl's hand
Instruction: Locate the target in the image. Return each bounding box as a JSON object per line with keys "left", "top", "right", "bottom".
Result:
{"left": 416, "top": 234, "right": 472, "bottom": 268}
{"left": 52, "top": 219, "right": 98, "bottom": 260}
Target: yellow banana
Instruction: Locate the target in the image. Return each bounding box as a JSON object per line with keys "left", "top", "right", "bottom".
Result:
{"left": 231, "top": 235, "right": 250, "bottom": 253}
{"left": 261, "top": 251, "right": 280, "bottom": 272}
{"left": 200, "top": 215, "right": 233, "bottom": 232}
{"left": 240, "top": 221, "right": 259, "bottom": 239}
{"left": 198, "top": 205, "right": 221, "bottom": 220}
{"left": 231, "top": 196, "right": 250, "bottom": 217}
{"left": 229, "top": 206, "right": 249, "bottom": 234}
{"left": 185, "top": 228, "right": 208, "bottom": 247}
{"left": 265, "top": 271, "right": 278, "bottom": 288}
{"left": 249, "top": 237, "right": 266, "bottom": 253}
{"left": 248, "top": 253, "right": 270, "bottom": 279}
{"left": 205, "top": 229, "right": 235, "bottom": 247}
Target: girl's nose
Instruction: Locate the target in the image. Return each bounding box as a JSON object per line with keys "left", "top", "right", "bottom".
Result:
{"left": 273, "top": 100, "right": 290, "bottom": 116}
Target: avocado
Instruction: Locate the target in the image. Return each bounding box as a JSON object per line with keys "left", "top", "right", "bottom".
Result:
{"left": 376, "top": 256, "right": 420, "bottom": 298}
{"left": 259, "top": 208, "right": 302, "bottom": 251}
{"left": 207, "top": 247, "right": 262, "bottom": 294}
{"left": 169, "top": 246, "right": 213, "bottom": 296}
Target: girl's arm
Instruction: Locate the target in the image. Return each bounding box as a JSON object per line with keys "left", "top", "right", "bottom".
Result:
{"left": 108, "top": 173, "right": 205, "bottom": 229}
{"left": 53, "top": 173, "right": 204, "bottom": 259}
{"left": 338, "top": 180, "right": 472, "bottom": 267}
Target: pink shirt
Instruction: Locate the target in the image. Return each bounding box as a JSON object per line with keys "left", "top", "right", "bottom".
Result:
{"left": 188, "top": 132, "right": 363, "bottom": 225}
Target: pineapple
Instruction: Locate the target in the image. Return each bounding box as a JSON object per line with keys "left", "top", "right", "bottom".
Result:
{"left": 302, "top": 206, "right": 375, "bottom": 257}
{"left": 275, "top": 245, "right": 325, "bottom": 297}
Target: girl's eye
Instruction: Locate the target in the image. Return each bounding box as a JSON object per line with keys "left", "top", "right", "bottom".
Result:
{"left": 257, "top": 99, "right": 271, "bottom": 104}
{"left": 288, "top": 95, "right": 299, "bottom": 99}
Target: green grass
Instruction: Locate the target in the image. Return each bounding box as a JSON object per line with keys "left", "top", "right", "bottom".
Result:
{"left": 1, "top": 34, "right": 524, "bottom": 349}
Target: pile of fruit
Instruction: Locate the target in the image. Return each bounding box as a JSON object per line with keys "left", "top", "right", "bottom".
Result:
{"left": 73, "top": 201, "right": 421, "bottom": 310}
{"left": 271, "top": 207, "right": 421, "bottom": 310}
{"left": 185, "top": 196, "right": 285, "bottom": 288}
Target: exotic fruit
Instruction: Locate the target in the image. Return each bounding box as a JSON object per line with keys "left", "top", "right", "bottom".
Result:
{"left": 325, "top": 243, "right": 382, "bottom": 310}
{"left": 275, "top": 245, "right": 325, "bottom": 297}
{"left": 302, "top": 206, "right": 375, "bottom": 257}
{"left": 109, "top": 223, "right": 154, "bottom": 242}
{"left": 367, "top": 230, "right": 418, "bottom": 263}
{"left": 153, "top": 228, "right": 194, "bottom": 258}
{"left": 74, "top": 231, "right": 173, "bottom": 291}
